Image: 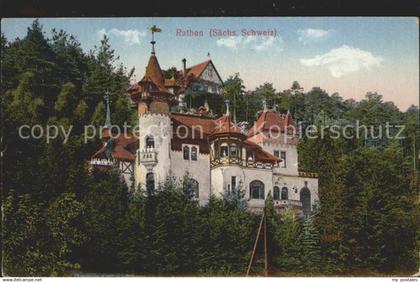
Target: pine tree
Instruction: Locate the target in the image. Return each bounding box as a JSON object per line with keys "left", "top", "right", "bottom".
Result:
{"left": 301, "top": 216, "right": 322, "bottom": 273}
{"left": 270, "top": 209, "right": 303, "bottom": 274}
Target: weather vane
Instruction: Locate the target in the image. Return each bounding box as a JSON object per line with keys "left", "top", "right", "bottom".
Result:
{"left": 149, "top": 25, "right": 162, "bottom": 54}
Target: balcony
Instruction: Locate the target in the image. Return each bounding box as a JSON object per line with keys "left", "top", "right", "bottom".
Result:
{"left": 273, "top": 199, "right": 302, "bottom": 209}
{"left": 245, "top": 160, "right": 272, "bottom": 170}
{"left": 139, "top": 149, "right": 157, "bottom": 169}
{"left": 90, "top": 158, "right": 116, "bottom": 167}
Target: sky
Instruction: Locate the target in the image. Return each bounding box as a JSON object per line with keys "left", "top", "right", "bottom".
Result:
{"left": 2, "top": 17, "right": 419, "bottom": 110}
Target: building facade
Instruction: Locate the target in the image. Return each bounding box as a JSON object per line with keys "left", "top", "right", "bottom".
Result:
{"left": 91, "top": 39, "right": 318, "bottom": 216}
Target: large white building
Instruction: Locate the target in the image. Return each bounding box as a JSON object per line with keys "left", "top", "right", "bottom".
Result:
{"left": 91, "top": 38, "right": 318, "bottom": 216}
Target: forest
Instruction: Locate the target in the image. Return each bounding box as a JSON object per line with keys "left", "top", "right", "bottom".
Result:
{"left": 1, "top": 20, "right": 419, "bottom": 276}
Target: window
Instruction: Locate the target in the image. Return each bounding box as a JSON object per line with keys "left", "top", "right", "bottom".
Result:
{"left": 220, "top": 144, "right": 228, "bottom": 158}
{"left": 281, "top": 187, "right": 288, "bottom": 200}
{"left": 191, "top": 146, "right": 198, "bottom": 161}
{"left": 146, "top": 172, "right": 155, "bottom": 193}
{"left": 250, "top": 180, "right": 265, "bottom": 199}
{"left": 146, "top": 135, "right": 154, "bottom": 149}
{"left": 273, "top": 150, "right": 279, "bottom": 158}
{"left": 230, "top": 143, "right": 238, "bottom": 158}
{"left": 188, "top": 179, "right": 199, "bottom": 198}
{"left": 280, "top": 151, "right": 287, "bottom": 168}
{"left": 183, "top": 146, "right": 190, "bottom": 160}
{"left": 300, "top": 187, "right": 311, "bottom": 217}
{"left": 231, "top": 176, "right": 236, "bottom": 192}
{"left": 273, "top": 186, "right": 280, "bottom": 200}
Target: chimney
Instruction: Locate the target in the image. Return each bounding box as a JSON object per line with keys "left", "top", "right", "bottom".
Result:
{"left": 182, "top": 58, "right": 186, "bottom": 74}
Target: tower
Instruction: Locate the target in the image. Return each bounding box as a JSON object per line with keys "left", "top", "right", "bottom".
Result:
{"left": 209, "top": 100, "right": 247, "bottom": 196}
{"left": 128, "top": 27, "right": 177, "bottom": 191}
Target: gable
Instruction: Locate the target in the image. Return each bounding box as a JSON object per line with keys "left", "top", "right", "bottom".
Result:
{"left": 199, "top": 61, "right": 223, "bottom": 85}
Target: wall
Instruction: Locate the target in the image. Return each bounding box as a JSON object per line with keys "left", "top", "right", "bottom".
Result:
{"left": 210, "top": 164, "right": 318, "bottom": 211}
{"left": 135, "top": 113, "right": 172, "bottom": 188}
{"left": 211, "top": 165, "right": 273, "bottom": 208}
{"left": 273, "top": 174, "right": 319, "bottom": 210}
{"left": 260, "top": 142, "right": 299, "bottom": 176}
{"left": 170, "top": 149, "right": 211, "bottom": 205}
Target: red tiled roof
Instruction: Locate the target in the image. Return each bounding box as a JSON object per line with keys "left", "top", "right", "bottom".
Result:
{"left": 248, "top": 110, "right": 297, "bottom": 137}
{"left": 243, "top": 139, "right": 281, "bottom": 163}
{"left": 143, "top": 55, "right": 165, "bottom": 88}
{"left": 171, "top": 113, "right": 215, "bottom": 154}
{"left": 184, "top": 60, "right": 211, "bottom": 79}
{"left": 170, "top": 112, "right": 279, "bottom": 163}
{"left": 92, "top": 132, "right": 138, "bottom": 162}
{"left": 164, "top": 78, "right": 178, "bottom": 87}
{"left": 128, "top": 54, "right": 174, "bottom": 99}
{"left": 211, "top": 115, "right": 244, "bottom": 137}
{"left": 172, "top": 112, "right": 215, "bottom": 134}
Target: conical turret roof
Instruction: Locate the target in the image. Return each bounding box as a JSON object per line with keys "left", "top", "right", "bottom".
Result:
{"left": 142, "top": 54, "right": 165, "bottom": 89}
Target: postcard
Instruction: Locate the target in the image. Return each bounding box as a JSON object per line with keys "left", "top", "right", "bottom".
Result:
{"left": 1, "top": 17, "right": 419, "bottom": 278}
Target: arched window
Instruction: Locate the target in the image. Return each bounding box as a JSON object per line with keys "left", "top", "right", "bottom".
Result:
{"left": 273, "top": 186, "right": 280, "bottom": 200}
{"left": 300, "top": 187, "right": 311, "bottom": 217}
{"left": 281, "top": 187, "right": 288, "bottom": 200}
{"left": 146, "top": 135, "right": 154, "bottom": 149}
{"left": 188, "top": 178, "right": 199, "bottom": 198}
{"left": 220, "top": 143, "right": 228, "bottom": 158}
{"left": 250, "top": 180, "right": 265, "bottom": 199}
{"left": 183, "top": 146, "right": 190, "bottom": 160}
{"left": 230, "top": 143, "right": 238, "bottom": 158}
{"left": 146, "top": 172, "right": 155, "bottom": 193}
{"left": 191, "top": 146, "right": 198, "bottom": 161}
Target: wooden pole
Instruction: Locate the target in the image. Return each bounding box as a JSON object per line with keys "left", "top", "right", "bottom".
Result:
{"left": 246, "top": 209, "right": 265, "bottom": 276}
{"left": 264, "top": 207, "right": 268, "bottom": 277}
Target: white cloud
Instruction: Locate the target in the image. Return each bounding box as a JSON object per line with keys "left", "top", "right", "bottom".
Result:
{"left": 298, "top": 28, "right": 333, "bottom": 44}
{"left": 216, "top": 36, "right": 282, "bottom": 52}
{"left": 216, "top": 36, "right": 241, "bottom": 49}
{"left": 300, "top": 45, "right": 383, "bottom": 78}
{"left": 97, "top": 28, "right": 147, "bottom": 45}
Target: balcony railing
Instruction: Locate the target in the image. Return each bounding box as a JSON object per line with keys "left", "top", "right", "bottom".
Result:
{"left": 245, "top": 160, "right": 272, "bottom": 169}
{"left": 273, "top": 199, "right": 302, "bottom": 209}
{"left": 139, "top": 149, "right": 157, "bottom": 167}
{"left": 90, "top": 158, "right": 116, "bottom": 167}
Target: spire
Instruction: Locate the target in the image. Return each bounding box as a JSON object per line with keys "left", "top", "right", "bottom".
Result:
{"left": 225, "top": 99, "right": 230, "bottom": 116}
{"left": 262, "top": 100, "right": 268, "bottom": 112}
{"left": 104, "top": 90, "right": 111, "bottom": 128}
{"left": 149, "top": 25, "right": 162, "bottom": 55}
{"left": 151, "top": 40, "right": 156, "bottom": 55}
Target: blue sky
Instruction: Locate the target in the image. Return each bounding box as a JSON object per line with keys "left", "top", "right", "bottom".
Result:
{"left": 2, "top": 17, "right": 419, "bottom": 110}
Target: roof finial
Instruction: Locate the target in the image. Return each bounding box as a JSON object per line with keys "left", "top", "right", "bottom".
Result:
{"left": 225, "top": 99, "right": 230, "bottom": 116}
{"left": 149, "top": 25, "right": 162, "bottom": 55}
{"left": 104, "top": 90, "right": 111, "bottom": 128}
{"left": 262, "top": 99, "right": 268, "bottom": 112}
